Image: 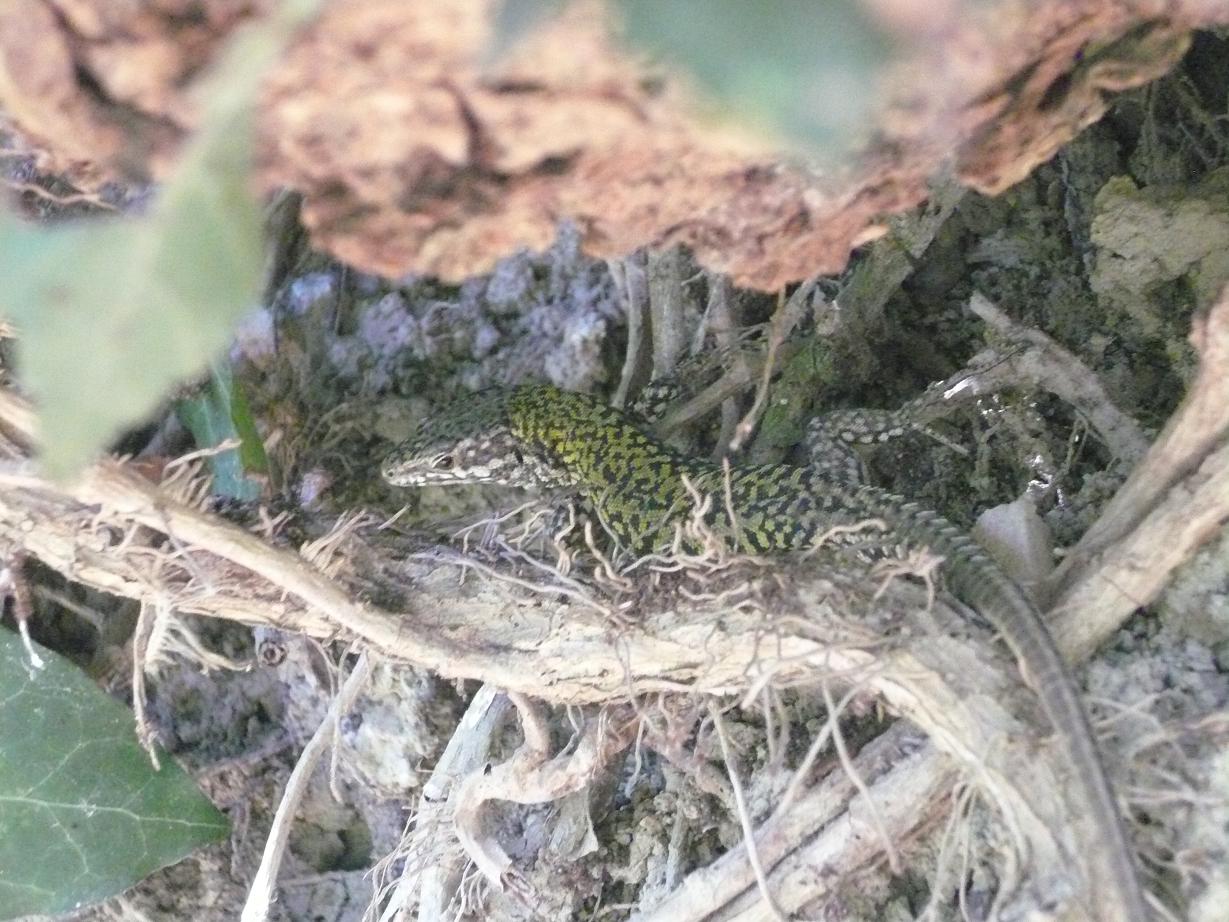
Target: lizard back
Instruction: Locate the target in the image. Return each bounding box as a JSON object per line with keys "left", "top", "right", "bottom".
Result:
{"left": 384, "top": 382, "right": 1148, "bottom": 922}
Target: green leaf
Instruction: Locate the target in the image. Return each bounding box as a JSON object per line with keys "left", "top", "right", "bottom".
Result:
{"left": 227, "top": 368, "right": 270, "bottom": 477}
{"left": 0, "top": 629, "right": 228, "bottom": 918}
{"left": 176, "top": 362, "right": 268, "bottom": 501}
{"left": 618, "top": 0, "right": 892, "bottom": 152}
{"left": 0, "top": 0, "right": 322, "bottom": 479}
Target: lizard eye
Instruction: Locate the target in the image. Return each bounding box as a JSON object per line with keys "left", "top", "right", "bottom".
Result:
{"left": 432, "top": 455, "right": 454, "bottom": 471}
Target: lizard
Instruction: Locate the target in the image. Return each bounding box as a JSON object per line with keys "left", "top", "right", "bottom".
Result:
{"left": 381, "top": 381, "right": 1148, "bottom": 922}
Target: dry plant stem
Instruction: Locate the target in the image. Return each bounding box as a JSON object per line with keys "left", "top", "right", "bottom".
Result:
{"left": 967, "top": 292, "right": 1151, "bottom": 463}
{"left": 923, "top": 781, "right": 983, "bottom": 922}
{"left": 453, "top": 702, "right": 638, "bottom": 889}
{"left": 70, "top": 464, "right": 400, "bottom": 638}
{"left": 649, "top": 337, "right": 807, "bottom": 436}
{"left": 377, "top": 684, "right": 512, "bottom": 922}
{"left": 0, "top": 179, "right": 117, "bottom": 210}
{"left": 633, "top": 725, "right": 935, "bottom": 922}
{"left": 130, "top": 601, "right": 161, "bottom": 769}
{"left": 647, "top": 248, "right": 690, "bottom": 381}
{"left": 1053, "top": 428, "right": 1229, "bottom": 659}
{"left": 702, "top": 273, "right": 750, "bottom": 455}
{"left": 1049, "top": 286, "right": 1229, "bottom": 656}
{"left": 729, "top": 274, "right": 819, "bottom": 451}
{"left": 717, "top": 748, "right": 973, "bottom": 922}
{"left": 610, "top": 252, "right": 650, "bottom": 410}
{"left": 4, "top": 552, "right": 44, "bottom": 668}
{"left": 0, "top": 389, "right": 36, "bottom": 450}
{"left": 821, "top": 680, "right": 900, "bottom": 874}
{"left": 241, "top": 651, "right": 372, "bottom": 922}
{"left": 508, "top": 691, "right": 552, "bottom": 758}
{"left": 709, "top": 704, "right": 787, "bottom": 922}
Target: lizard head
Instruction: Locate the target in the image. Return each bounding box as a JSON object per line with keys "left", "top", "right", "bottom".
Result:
{"left": 381, "top": 388, "right": 533, "bottom": 487}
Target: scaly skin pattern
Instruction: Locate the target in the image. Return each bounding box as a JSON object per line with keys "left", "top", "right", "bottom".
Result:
{"left": 383, "top": 382, "right": 1147, "bottom": 922}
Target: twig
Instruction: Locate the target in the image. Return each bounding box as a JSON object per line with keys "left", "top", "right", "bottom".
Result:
{"left": 375, "top": 685, "right": 512, "bottom": 922}
{"left": 130, "top": 602, "right": 161, "bottom": 769}
{"left": 633, "top": 725, "right": 929, "bottom": 922}
{"left": 709, "top": 703, "right": 787, "bottom": 922}
{"left": 729, "top": 276, "right": 820, "bottom": 451}
{"left": 701, "top": 273, "right": 750, "bottom": 455}
{"left": 241, "top": 652, "right": 372, "bottom": 922}
{"left": 647, "top": 248, "right": 690, "bottom": 381}
{"left": 1, "top": 179, "right": 118, "bottom": 211}
{"left": 919, "top": 781, "right": 980, "bottom": 922}
{"left": 822, "top": 680, "right": 900, "bottom": 874}
{"left": 453, "top": 703, "right": 638, "bottom": 890}
{"left": 967, "top": 292, "right": 1150, "bottom": 463}
{"left": 1048, "top": 286, "right": 1229, "bottom": 656}
{"left": 775, "top": 683, "right": 861, "bottom": 814}
{"left": 611, "top": 253, "right": 651, "bottom": 410}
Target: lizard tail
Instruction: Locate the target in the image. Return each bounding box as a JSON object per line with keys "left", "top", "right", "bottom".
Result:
{"left": 865, "top": 489, "right": 1150, "bottom": 922}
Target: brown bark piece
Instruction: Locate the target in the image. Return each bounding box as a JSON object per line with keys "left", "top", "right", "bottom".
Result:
{"left": 0, "top": 0, "right": 257, "bottom": 181}
{"left": 0, "top": 1, "right": 127, "bottom": 179}
{"left": 1, "top": 0, "right": 1226, "bottom": 289}
{"left": 945, "top": 4, "right": 1195, "bottom": 192}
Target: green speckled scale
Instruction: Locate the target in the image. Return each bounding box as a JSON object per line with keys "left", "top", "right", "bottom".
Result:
{"left": 383, "top": 381, "right": 1146, "bottom": 922}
